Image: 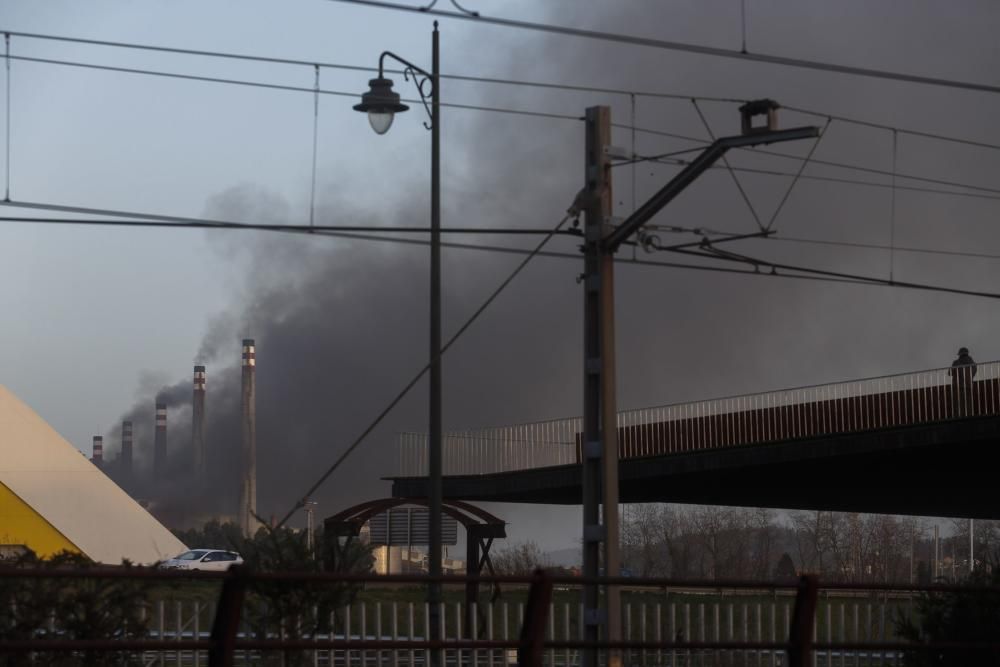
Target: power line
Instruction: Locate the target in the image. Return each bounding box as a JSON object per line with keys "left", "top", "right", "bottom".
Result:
{"left": 666, "top": 244, "right": 1000, "bottom": 300}
{"left": 650, "top": 152, "right": 1000, "bottom": 198}
{"left": 767, "top": 235, "right": 1000, "bottom": 262}
{"left": 28, "top": 35, "right": 991, "bottom": 198}
{"left": 653, "top": 160, "right": 1000, "bottom": 202}
{"left": 0, "top": 30, "right": 739, "bottom": 103}
{"left": 329, "top": 0, "right": 1000, "bottom": 96}
{"left": 780, "top": 104, "right": 1000, "bottom": 153}
{"left": 7, "top": 30, "right": 999, "bottom": 153}
{"left": 276, "top": 211, "right": 574, "bottom": 527}
{"left": 0, "top": 215, "right": 579, "bottom": 236}
{"left": 6, "top": 54, "right": 585, "bottom": 125}
{"left": 7, "top": 196, "right": 1000, "bottom": 273}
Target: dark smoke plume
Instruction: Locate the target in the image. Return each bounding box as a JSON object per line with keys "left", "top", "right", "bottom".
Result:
{"left": 110, "top": 5, "right": 1000, "bottom": 542}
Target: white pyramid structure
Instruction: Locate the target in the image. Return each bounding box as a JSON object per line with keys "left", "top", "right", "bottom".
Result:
{"left": 0, "top": 385, "right": 187, "bottom": 564}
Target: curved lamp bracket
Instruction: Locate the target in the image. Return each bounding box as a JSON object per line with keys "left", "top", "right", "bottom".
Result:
{"left": 379, "top": 51, "right": 436, "bottom": 131}
{"left": 420, "top": 0, "right": 479, "bottom": 17}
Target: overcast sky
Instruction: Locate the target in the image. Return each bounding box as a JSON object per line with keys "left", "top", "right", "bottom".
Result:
{"left": 2, "top": 1, "right": 999, "bottom": 550}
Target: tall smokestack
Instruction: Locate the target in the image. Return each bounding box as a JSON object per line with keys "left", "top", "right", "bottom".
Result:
{"left": 239, "top": 339, "right": 258, "bottom": 536}
{"left": 121, "top": 420, "right": 133, "bottom": 474}
{"left": 192, "top": 364, "right": 207, "bottom": 483}
{"left": 154, "top": 402, "right": 167, "bottom": 475}
{"left": 91, "top": 436, "right": 103, "bottom": 466}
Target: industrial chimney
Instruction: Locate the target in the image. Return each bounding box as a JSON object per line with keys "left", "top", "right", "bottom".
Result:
{"left": 154, "top": 402, "right": 167, "bottom": 475}
{"left": 192, "top": 365, "right": 206, "bottom": 483}
{"left": 238, "top": 339, "right": 257, "bottom": 536}
{"left": 120, "top": 420, "right": 133, "bottom": 475}
{"left": 91, "top": 436, "right": 103, "bottom": 466}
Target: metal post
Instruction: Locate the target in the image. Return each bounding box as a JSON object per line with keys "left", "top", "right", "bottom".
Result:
{"left": 428, "top": 20, "right": 443, "bottom": 667}
{"left": 969, "top": 518, "right": 974, "bottom": 574}
{"left": 582, "top": 105, "right": 613, "bottom": 667}
{"left": 788, "top": 575, "right": 818, "bottom": 667}
{"left": 933, "top": 524, "right": 939, "bottom": 580}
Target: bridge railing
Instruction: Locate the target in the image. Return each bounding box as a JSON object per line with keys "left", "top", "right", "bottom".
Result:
{"left": 396, "top": 361, "right": 1000, "bottom": 477}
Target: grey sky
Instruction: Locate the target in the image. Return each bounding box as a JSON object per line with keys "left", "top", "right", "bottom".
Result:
{"left": 2, "top": 1, "right": 999, "bottom": 549}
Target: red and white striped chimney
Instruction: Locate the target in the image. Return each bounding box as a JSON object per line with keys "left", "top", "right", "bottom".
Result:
{"left": 91, "top": 436, "right": 103, "bottom": 466}
{"left": 121, "top": 420, "right": 133, "bottom": 474}
{"left": 192, "top": 365, "right": 207, "bottom": 483}
{"left": 238, "top": 339, "right": 257, "bottom": 537}
{"left": 154, "top": 402, "right": 167, "bottom": 475}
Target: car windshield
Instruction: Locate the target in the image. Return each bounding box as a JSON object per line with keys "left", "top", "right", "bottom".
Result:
{"left": 176, "top": 550, "right": 209, "bottom": 561}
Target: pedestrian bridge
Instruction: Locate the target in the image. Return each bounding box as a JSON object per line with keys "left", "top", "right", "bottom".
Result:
{"left": 389, "top": 362, "right": 1000, "bottom": 519}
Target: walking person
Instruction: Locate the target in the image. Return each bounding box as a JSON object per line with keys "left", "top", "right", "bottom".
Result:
{"left": 949, "top": 347, "right": 977, "bottom": 416}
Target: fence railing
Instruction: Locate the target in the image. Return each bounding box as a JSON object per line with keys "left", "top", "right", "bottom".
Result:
{"left": 397, "top": 362, "right": 1000, "bottom": 477}
{"left": 1, "top": 568, "right": 999, "bottom": 667}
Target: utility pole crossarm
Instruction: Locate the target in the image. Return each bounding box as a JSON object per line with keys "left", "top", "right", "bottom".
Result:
{"left": 602, "top": 125, "right": 820, "bottom": 252}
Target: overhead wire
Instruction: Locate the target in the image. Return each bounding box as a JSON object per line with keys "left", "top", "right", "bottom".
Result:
{"left": 5, "top": 30, "right": 999, "bottom": 152}
{"left": 691, "top": 99, "right": 765, "bottom": 230}
{"left": 329, "top": 0, "right": 1000, "bottom": 96}
{"left": 665, "top": 242, "right": 1000, "bottom": 300}
{"left": 764, "top": 115, "right": 831, "bottom": 230}
{"left": 0, "top": 214, "right": 580, "bottom": 236}
{"left": 309, "top": 64, "right": 320, "bottom": 228}
{"left": 645, "top": 157, "right": 1000, "bottom": 202}
{"left": 6, "top": 197, "right": 1000, "bottom": 265}
{"left": 6, "top": 36, "right": 1000, "bottom": 201}
{"left": 4, "top": 33, "right": 10, "bottom": 201}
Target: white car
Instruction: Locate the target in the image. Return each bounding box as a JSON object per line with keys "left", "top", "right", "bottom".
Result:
{"left": 159, "top": 549, "right": 244, "bottom": 571}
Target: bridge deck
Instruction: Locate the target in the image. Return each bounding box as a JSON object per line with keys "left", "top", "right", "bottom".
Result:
{"left": 389, "top": 363, "right": 1000, "bottom": 518}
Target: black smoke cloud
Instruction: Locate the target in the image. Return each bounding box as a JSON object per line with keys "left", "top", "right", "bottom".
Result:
{"left": 110, "top": 4, "right": 1000, "bottom": 542}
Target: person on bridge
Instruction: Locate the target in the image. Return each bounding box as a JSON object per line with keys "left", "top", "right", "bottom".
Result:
{"left": 949, "top": 347, "right": 977, "bottom": 416}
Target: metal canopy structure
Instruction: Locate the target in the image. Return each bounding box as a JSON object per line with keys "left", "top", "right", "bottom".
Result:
{"left": 324, "top": 497, "right": 506, "bottom": 638}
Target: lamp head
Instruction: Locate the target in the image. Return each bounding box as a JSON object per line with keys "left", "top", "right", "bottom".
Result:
{"left": 353, "top": 77, "right": 410, "bottom": 135}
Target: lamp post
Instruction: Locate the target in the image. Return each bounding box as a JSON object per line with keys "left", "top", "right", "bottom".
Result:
{"left": 353, "top": 22, "right": 442, "bottom": 663}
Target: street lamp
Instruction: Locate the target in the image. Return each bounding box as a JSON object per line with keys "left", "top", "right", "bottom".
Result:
{"left": 353, "top": 22, "right": 443, "bottom": 666}
{"left": 353, "top": 77, "right": 408, "bottom": 135}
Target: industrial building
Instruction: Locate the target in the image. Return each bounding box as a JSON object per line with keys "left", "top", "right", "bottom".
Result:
{"left": 0, "top": 385, "right": 186, "bottom": 564}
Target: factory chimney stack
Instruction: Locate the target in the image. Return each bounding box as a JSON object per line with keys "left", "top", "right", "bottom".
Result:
{"left": 238, "top": 339, "right": 258, "bottom": 536}
{"left": 121, "top": 420, "right": 133, "bottom": 476}
{"left": 154, "top": 402, "right": 167, "bottom": 475}
{"left": 192, "top": 365, "right": 207, "bottom": 483}
{"left": 91, "top": 436, "right": 103, "bottom": 466}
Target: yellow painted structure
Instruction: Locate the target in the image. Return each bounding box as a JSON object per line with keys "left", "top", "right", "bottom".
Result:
{"left": 0, "top": 480, "right": 80, "bottom": 558}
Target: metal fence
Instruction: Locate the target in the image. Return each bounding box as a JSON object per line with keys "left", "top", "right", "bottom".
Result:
{"left": 127, "top": 592, "right": 912, "bottom": 667}
{"left": 397, "top": 362, "right": 1000, "bottom": 477}
{"left": 1, "top": 568, "right": 998, "bottom": 667}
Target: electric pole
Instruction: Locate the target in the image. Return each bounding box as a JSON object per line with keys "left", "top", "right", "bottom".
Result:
{"left": 581, "top": 105, "right": 621, "bottom": 667}
{"left": 579, "top": 101, "right": 818, "bottom": 667}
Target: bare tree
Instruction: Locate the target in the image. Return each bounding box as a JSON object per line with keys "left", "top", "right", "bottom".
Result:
{"left": 491, "top": 541, "right": 548, "bottom": 575}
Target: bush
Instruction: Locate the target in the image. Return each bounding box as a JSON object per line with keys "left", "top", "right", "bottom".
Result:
{"left": 0, "top": 551, "right": 152, "bottom": 666}
{"left": 895, "top": 566, "right": 1000, "bottom": 666}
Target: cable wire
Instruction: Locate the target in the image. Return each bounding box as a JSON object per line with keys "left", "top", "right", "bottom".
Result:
{"left": 691, "top": 99, "right": 764, "bottom": 230}
{"left": 7, "top": 199, "right": 1000, "bottom": 262}
{"left": 780, "top": 104, "right": 1000, "bottom": 153}
{"left": 9, "top": 51, "right": 1000, "bottom": 198}
{"left": 276, "top": 211, "right": 574, "bottom": 526}
{"left": 329, "top": 0, "right": 1000, "bottom": 96}
{"left": 668, "top": 243, "right": 1000, "bottom": 300}
{"left": 890, "top": 129, "right": 897, "bottom": 281}
{"left": 7, "top": 29, "right": 1000, "bottom": 152}
{"left": 4, "top": 33, "right": 10, "bottom": 202}
{"left": 765, "top": 116, "right": 831, "bottom": 230}
{"left": 0, "top": 215, "right": 580, "bottom": 237}
{"left": 648, "top": 157, "right": 1000, "bottom": 202}
{"left": 309, "top": 65, "right": 320, "bottom": 228}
